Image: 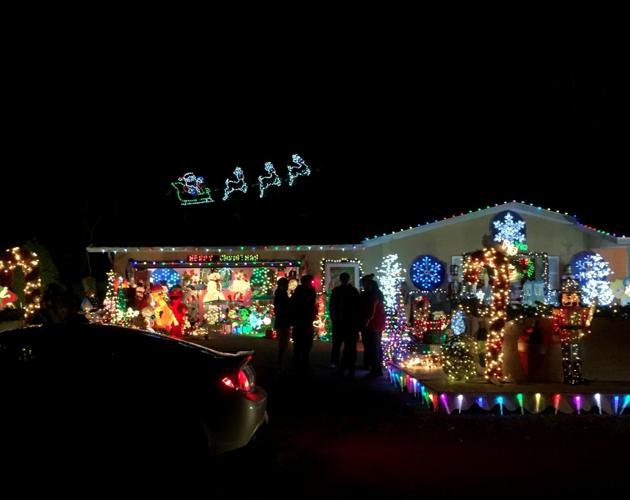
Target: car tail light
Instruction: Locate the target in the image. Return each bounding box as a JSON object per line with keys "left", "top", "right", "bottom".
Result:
{"left": 221, "top": 359, "right": 255, "bottom": 392}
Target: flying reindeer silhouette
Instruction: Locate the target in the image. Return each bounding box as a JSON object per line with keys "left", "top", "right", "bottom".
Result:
{"left": 223, "top": 166, "right": 248, "bottom": 201}
{"left": 287, "top": 154, "right": 311, "bottom": 186}
{"left": 257, "top": 162, "right": 282, "bottom": 198}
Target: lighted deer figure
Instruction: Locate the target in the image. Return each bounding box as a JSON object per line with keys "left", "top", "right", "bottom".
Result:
{"left": 463, "top": 246, "right": 512, "bottom": 382}
{"left": 223, "top": 166, "right": 248, "bottom": 201}
{"left": 287, "top": 154, "right": 311, "bottom": 186}
{"left": 257, "top": 162, "right": 282, "bottom": 198}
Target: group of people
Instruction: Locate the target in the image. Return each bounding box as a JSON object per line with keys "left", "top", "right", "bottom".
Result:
{"left": 273, "top": 272, "right": 386, "bottom": 378}
{"left": 329, "top": 273, "right": 386, "bottom": 378}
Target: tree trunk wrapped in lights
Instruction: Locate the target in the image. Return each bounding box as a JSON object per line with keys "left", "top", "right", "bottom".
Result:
{"left": 464, "top": 247, "right": 511, "bottom": 382}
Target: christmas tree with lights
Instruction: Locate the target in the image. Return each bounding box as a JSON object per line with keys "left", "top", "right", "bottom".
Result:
{"left": 377, "top": 254, "right": 412, "bottom": 365}
{"left": 101, "top": 271, "right": 118, "bottom": 324}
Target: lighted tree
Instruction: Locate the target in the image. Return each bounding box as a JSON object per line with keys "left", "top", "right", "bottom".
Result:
{"left": 376, "top": 254, "right": 405, "bottom": 313}
{"left": 442, "top": 335, "right": 476, "bottom": 381}
{"left": 571, "top": 252, "right": 614, "bottom": 306}
{"left": 377, "top": 254, "right": 412, "bottom": 365}
{"left": 101, "top": 271, "right": 118, "bottom": 324}
{"left": 251, "top": 268, "right": 272, "bottom": 297}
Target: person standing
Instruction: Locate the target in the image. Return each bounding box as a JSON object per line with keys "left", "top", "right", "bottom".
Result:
{"left": 363, "top": 279, "right": 386, "bottom": 378}
{"left": 329, "top": 273, "right": 360, "bottom": 377}
{"left": 289, "top": 275, "right": 317, "bottom": 375}
{"left": 274, "top": 278, "right": 291, "bottom": 370}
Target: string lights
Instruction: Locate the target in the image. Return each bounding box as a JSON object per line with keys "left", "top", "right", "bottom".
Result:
{"left": 570, "top": 251, "right": 615, "bottom": 306}
{"left": 287, "top": 154, "right": 311, "bottom": 187}
{"left": 171, "top": 153, "right": 312, "bottom": 205}
{"left": 463, "top": 246, "right": 511, "bottom": 381}
{"left": 258, "top": 162, "right": 282, "bottom": 198}
{"left": 364, "top": 201, "right": 626, "bottom": 241}
{"left": 223, "top": 166, "right": 248, "bottom": 201}
{"left": 0, "top": 247, "right": 41, "bottom": 320}
{"left": 171, "top": 172, "right": 214, "bottom": 205}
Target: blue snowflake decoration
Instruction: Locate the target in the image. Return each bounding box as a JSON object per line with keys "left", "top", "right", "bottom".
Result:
{"left": 451, "top": 309, "right": 466, "bottom": 336}
{"left": 410, "top": 255, "right": 445, "bottom": 291}
{"left": 150, "top": 268, "right": 181, "bottom": 289}
{"left": 492, "top": 210, "right": 526, "bottom": 244}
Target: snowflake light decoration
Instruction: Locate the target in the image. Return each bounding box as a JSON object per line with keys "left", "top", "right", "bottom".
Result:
{"left": 150, "top": 268, "right": 181, "bottom": 289}
{"left": 410, "top": 255, "right": 445, "bottom": 291}
{"left": 492, "top": 211, "right": 526, "bottom": 244}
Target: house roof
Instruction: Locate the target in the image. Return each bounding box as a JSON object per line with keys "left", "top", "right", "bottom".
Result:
{"left": 86, "top": 244, "right": 365, "bottom": 254}
{"left": 361, "top": 201, "right": 628, "bottom": 248}
{"left": 86, "top": 201, "right": 629, "bottom": 254}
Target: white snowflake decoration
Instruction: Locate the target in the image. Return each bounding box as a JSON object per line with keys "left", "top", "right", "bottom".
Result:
{"left": 493, "top": 211, "right": 526, "bottom": 244}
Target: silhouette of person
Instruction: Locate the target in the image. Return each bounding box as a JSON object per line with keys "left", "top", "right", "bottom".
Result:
{"left": 274, "top": 278, "right": 291, "bottom": 370}
{"left": 289, "top": 275, "right": 317, "bottom": 375}
{"left": 29, "top": 284, "right": 88, "bottom": 326}
{"left": 329, "top": 272, "right": 360, "bottom": 377}
{"left": 362, "top": 279, "right": 386, "bottom": 377}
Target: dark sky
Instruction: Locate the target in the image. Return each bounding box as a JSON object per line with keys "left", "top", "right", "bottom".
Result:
{"left": 3, "top": 35, "right": 627, "bottom": 281}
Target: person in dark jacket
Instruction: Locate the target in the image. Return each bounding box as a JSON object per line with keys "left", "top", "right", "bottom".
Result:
{"left": 274, "top": 278, "right": 291, "bottom": 370}
{"left": 362, "top": 279, "right": 386, "bottom": 377}
{"left": 329, "top": 273, "right": 360, "bottom": 377}
{"left": 289, "top": 275, "right": 317, "bottom": 375}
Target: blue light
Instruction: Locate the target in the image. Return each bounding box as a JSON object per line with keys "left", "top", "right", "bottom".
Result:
{"left": 410, "top": 255, "right": 445, "bottom": 291}
{"left": 150, "top": 268, "right": 181, "bottom": 289}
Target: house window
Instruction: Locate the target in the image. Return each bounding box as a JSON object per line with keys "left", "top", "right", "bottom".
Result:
{"left": 548, "top": 256, "right": 560, "bottom": 290}
{"left": 451, "top": 256, "right": 463, "bottom": 282}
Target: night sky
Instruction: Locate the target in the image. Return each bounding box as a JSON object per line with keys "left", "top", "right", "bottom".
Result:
{"left": 3, "top": 38, "right": 627, "bottom": 283}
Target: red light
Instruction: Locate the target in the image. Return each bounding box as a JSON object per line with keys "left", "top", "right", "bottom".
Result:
{"left": 238, "top": 369, "right": 251, "bottom": 392}
{"left": 221, "top": 377, "right": 236, "bottom": 390}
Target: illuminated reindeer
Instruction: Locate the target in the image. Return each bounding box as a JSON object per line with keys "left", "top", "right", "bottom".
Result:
{"left": 257, "top": 162, "right": 282, "bottom": 198}
{"left": 223, "top": 166, "right": 248, "bottom": 201}
{"left": 287, "top": 154, "right": 311, "bottom": 186}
